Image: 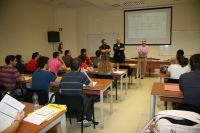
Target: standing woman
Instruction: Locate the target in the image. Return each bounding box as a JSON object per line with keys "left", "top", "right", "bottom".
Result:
{"left": 98, "top": 53, "right": 113, "bottom": 74}
{"left": 15, "top": 55, "right": 26, "bottom": 74}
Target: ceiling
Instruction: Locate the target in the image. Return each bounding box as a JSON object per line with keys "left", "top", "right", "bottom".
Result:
{"left": 33, "top": 0, "right": 197, "bottom": 10}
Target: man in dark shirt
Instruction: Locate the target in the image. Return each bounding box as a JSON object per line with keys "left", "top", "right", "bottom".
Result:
{"left": 99, "top": 39, "right": 111, "bottom": 54}
{"left": 176, "top": 53, "right": 200, "bottom": 113}
{"left": 62, "top": 50, "right": 72, "bottom": 67}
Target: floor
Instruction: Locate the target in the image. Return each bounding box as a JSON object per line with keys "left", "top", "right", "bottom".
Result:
{"left": 57, "top": 70, "right": 172, "bottom": 133}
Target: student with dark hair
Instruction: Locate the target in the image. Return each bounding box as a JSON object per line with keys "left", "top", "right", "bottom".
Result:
{"left": 0, "top": 55, "right": 25, "bottom": 93}
{"left": 26, "top": 52, "right": 40, "bottom": 71}
{"left": 166, "top": 56, "right": 190, "bottom": 83}
{"left": 175, "top": 53, "right": 200, "bottom": 113}
{"left": 79, "top": 54, "right": 93, "bottom": 72}
{"left": 60, "top": 58, "right": 98, "bottom": 126}
{"left": 62, "top": 50, "right": 72, "bottom": 67}
{"left": 99, "top": 39, "right": 111, "bottom": 54}
{"left": 15, "top": 55, "right": 26, "bottom": 74}
{"left": 32, "top": 56, "right": 60, "bottom": 93}
{"left": 170, "top": 49, "right": 184, "bottom": 64}
{"left": 48, "top": 52, "right": 66, "bottom": 76}
{"left": 79, "top": 48, "right": 92, "bottom": 65}
{"left": 93, "top": 50, "right": 101, "bottom": 67}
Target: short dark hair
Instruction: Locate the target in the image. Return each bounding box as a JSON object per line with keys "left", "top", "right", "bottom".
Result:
{"left": 177, "top": 49, "right": 184, "bottom": 56}
{"left": 177, "top": 56, "right": 188, "bottom": 67}
{"left": 16, "top": 55, "right": 22, "bottom": 63}
{"left": 53, "top": 52, "right": 59, "bottom": 58}
{"left": 95, "top": 50, "right": 101, "bottom": 57}
{"left": 37, "top": 56, "right": 48, "bottom": 69}
{"left": 5, "top": 55, "right": 16, "bottom": 65}
{"left": 190, "top": 53, "right": 200, "bottom": 71}
{"left": 70, "top": 58, "right": 82, "bottom": 71}
{"left": 32, "top": 53, "right": 37, "bottom": 59}
{"left": 80, "top": 49, "right": 86, "bottom": 54}
{"left": 79, "top": 54, "right": 86, "bottom": 63}
{"left": 64, "top": 50, "right": 70, "bottom": 55}
{"left": 101, "top": 39, "right": 106, "bottom": 43}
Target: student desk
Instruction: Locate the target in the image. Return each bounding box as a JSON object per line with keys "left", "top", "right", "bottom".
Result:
{"left": 158, "top": 72, "right": 170, "bottom": 83}
{"left": 86, "top": 68, "right": 128, "bottom": 102}
{"left": 17, "top": 102, "right": 67, "bottom": 133}
{"left": 150, "top": 82, "right": 183, "bottom": 119}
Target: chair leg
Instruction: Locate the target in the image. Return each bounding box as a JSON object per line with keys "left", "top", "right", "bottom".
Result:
{"left": 164, "top": 101, "right": 167, "bottom": 110}
{"left": 92, "top": 98, "right": 95, "bottom": 129}
{"left": 115, "top": 78, "right": 117, "bottom": 100}
{"left": 69, "top": 118, "right": 72, "bottom": 124}
{"left": 81, "top": 112, "right": 83, "bottom": 133}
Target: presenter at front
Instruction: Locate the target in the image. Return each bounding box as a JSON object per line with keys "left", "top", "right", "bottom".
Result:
{"left": 113, "top": 37, "right": 125, "bottom": 63}
{"left": 138, "top": 39, "right": 149, "bottom": 79}
{"left": 99, "top": 39, "right": 111, "bottom": 54}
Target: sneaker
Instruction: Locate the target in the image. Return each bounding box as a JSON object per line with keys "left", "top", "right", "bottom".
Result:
{"left": 88, "top": 121, "right": 99, "bottom": 125}
{"left": 77, "top": 119, "right": 89, "bottom": 124}
{"left": 85, "top": 121, "right": 99, "bottom": 127}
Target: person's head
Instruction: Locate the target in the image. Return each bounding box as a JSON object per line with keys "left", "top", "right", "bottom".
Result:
{"left": 142, "top": 39, "right": 146, "bottom": 45}
{"left": 64, "top": 50, "right": 71, "bottom": 56}
{"left": 176, "top": 49, "right": 184, "bottom": 57}
{"left": 80, "top": 49, "right": 87, "bottom": 55}
{"left": 116, "top": 37, "right": 121, "bottom": 44}
{"left": 177, "top": 56, "right": 188, "bottom": 67}
{"left": 190, "top": 53, "right": 200, "bottom": 71}
{"left": 98, "top": 53, "right": 111, "bottom": 74}
{"left": 37, "top": 56, "right": 48, "bottom": 69}
{"left": 32, "top": 52, "right": 40, "bottom": 60}
{"left": 70, "top": 58, "right": 82, "bottom": 71}
{"left": 95, "top": 50, "right": 101, "bottom": 58}
{"left": 100, "top": 53, "right": 110, "bottom": 63}
{"left": 16, "top": 55, "right": 22, "bottom": 63}
{"left": 53, "top": 52, "right": 59, "bottom": 59}
{"left": 5, "top": 55, "right": 17, "bottom": 66}
{"left": 79, "top": 54, "right": 86, "bottom": 63}
{"left": 101, "top": 39, "right": 107, "bottom": 45}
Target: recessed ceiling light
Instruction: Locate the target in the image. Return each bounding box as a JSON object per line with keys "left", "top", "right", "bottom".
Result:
{"left": 121, "top": 1, "right": 146, "bottom": 6}
{"left": 112, "top": 4, "right": 120, "bottom": 7}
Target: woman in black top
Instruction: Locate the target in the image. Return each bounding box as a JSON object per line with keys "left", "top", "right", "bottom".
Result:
{"left": 15, "top": 55, "right": 26, "bottom": 74}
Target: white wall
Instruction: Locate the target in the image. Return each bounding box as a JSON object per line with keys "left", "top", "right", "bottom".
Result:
{"left": 76, "top": 1, "right": 200, "bottom": 59}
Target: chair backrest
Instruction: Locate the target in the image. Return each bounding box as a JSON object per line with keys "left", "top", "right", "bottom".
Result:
{"left": 168, "top": 79, "right": 179, "bottom": 84}
{"left": 54, "top": 93, "right": 84, "bottom": 117}
{"left": 0, "top": 84, "right": 6, "bottom": 91}
{"left": 24, "top": 70, "right": 35, "bottom": 74}
{"left": 119, "top": 66, "right": 132, "bottom": 76}
{"left": 25, "top": 89, "right": 49, "bottom": 105}
{"left": 93, "top": 74, "right": 113, "bottom": 79}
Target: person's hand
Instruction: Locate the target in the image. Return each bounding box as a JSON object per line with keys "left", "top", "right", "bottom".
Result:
{"left": 80, "top": 68, "right": 85, "bottom": 73}
{"left": 16, "top": 111, "right": 25, "bottom": 122}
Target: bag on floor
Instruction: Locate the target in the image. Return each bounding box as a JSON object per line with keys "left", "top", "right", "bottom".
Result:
{"left": 141, "top": 110, "right": 200, "bottom": 133}
{"left": 160, "top": 65, "right": 168, "bottom": 74}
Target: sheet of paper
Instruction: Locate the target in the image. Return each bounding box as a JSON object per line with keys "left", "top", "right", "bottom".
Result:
{"left": 0, "top": 94, "right": 25, "bottom": 132}
{"left": 23, "top": 106, "right": 60, "bottom": 125}
{"left": 164, "top": 85, "right": 180, "bottom": 91}
{"left": 83, "top": 82, "right": 97, "bottom": 86}
{"left": 113, "top": 71, "right": 125, "bottom": 74}
{"left": 24, "top": 77, "right": 32, "bottom": 80}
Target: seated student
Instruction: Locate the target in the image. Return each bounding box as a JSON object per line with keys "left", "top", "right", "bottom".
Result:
{"left": 79, "top": 54, "right": 93, "bottom": 72}
{"left": 0, "top": 55, "right": 25, "bottom": 95}
{"left": 2, "top": 111, "right": 25, "bottom": 133}
{"left": 175, "top": 54, "right": 200, "bottom": 113}
{"left": 48, "top": 52, "right": 66, "bottom": 76}
{"left": 26, "top": 52, "right": 40, "bottom": 71}
{"left": 60, "top": 58, "right": 98, "bottom": 126}
{"left": 78, "top": 49, "right": 92, "bottom": 66}
{"left": 169, "top": 49, "right": 184, "bottom": 64}
{"left": 93, "top": 50, "right": 101, "bottom": 67}
{"left": 15, "top": 54, "right": 26, "bottom": 74}
{"left": 32, "top": 56, "right": 60, "bottom": 94}
{"left": 166, "top": 56, "right": 190, "bottom": 83}
{"left": 98, "top": 53, "right": 113, "bottom": 74}
{"left": 62, "top": 50, "right": 72, "bottom": 67}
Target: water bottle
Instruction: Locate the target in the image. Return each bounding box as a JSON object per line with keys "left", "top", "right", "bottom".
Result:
{"left": 117, "top": 63, "right": 119, "bottom": 71}
{"left": 32, "top": 92, "right": 39, "bottom": 111}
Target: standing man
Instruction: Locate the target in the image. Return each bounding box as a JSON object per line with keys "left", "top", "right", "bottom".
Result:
{"left": 137, "top": 39, "right": 149, "bottom": 79}
{"left": 99, "top": 39, "right": 111, "bottom": 54}
{"left": 113, "top": 37, "right": 125, "bottom": 63}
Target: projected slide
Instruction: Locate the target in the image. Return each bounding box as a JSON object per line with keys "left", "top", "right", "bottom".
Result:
{"left": 124, "top": 7, "right": 172, "bottom": 45}
{"left": 128, "top": 12, "right": 166, "bottom": 38}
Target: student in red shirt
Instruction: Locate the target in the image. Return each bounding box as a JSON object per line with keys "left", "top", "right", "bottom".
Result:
{"left": 26, "top": 52, "right": 40, "bottom": 71}
{"left": 78, "top": 49, "right": 92, "bottom": 66}
{"left": 79, "top": 54, "right": 93, "bottom": 72}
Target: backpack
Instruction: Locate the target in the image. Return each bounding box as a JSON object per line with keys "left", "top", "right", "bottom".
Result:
{"left": 142, "top": 110, "right": 200, "bottom": 133}
{"left": 0, "top": 90, "right": 19, "bottom": 101}
{"left": 160, "top": 65, "right": 168, "bottom": 74}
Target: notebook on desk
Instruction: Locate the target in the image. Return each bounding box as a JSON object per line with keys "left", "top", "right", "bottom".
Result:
{"left": 164, "top": 85, "right": 180, "bottom": 92}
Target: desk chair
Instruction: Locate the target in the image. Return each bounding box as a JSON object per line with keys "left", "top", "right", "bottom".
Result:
{"left": 49, "top": 92, "right": 95, "bottom": 133}
{"left": 119, "top": 65, "right": 132, "bottom": 85}
{"left": 93, "top": 74, "right": 118, "bottom": 100}
{"left": 24, "top": 89, "right": 49, "bottom": 105}
{"left": 24, "top": 70, "right": 35, "bottom": 74}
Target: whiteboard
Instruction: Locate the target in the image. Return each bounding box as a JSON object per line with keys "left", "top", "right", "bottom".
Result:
{"left": 159, "top": 31, "right": 200, "bottom": 55}
{"left": 87, "top": 33, "right": 119, "bottom": 55}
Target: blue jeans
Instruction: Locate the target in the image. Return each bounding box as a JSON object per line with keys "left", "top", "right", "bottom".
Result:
{"left": 83, "top": 96, "right": 93, "bottom": 121}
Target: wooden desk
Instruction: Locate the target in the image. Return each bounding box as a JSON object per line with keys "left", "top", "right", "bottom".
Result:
{"left": 17, "top": 102, "right": 67, "bottom": 133}
{"left": 124, "top": 59, "right": 170, "bottom": 76}
{"left": 86, "top": 68, "right": 128, "bottom": 102}
{"left": 150, "top": 82, "right": 183, "bottom": 119}
{"left": 158, "top": 72, "right": 170, "bottom": 83}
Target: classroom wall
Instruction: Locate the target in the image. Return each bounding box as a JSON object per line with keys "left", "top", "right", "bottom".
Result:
{"left": 76, "top": 1, "right": 200, "bottom": 60}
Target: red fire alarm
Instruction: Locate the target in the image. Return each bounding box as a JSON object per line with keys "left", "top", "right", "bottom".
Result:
{"left": 59, "top": 28, "right": 62, "bottom": 31}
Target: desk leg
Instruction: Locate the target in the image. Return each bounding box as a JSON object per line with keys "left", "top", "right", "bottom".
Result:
{"left": 60, "top": 113, "right": 67, "bottom": 133}
{"left": 158, "top": 77, "right": 161, "bottom": 82}
{"left": 125, "top": 72, "right": 127, "bottom": 95}
{"left": 120, "top": 75, "right": 123, "bottom": 102}
{"left": 140, "top": 66, "right": 141, "bottom": 84}
{"left": 131, "top": 68, "right": 133, "bottom": 85}
{"left": 110, "top": 83, "right": 113, "bottom": 114}
{"left": 100, "top": 90, "right": 104, "bottom": 128}
{"left": 150, "top": 95, "right": 156, "bottom": 119}
{"left": 136, "top": 68, "right": 138, "bottom": 88}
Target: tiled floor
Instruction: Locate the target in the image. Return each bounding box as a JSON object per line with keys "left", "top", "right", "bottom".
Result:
{"left": 57, "top": 71, "right": 172, "bottom": 133}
